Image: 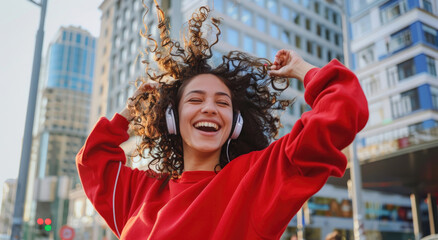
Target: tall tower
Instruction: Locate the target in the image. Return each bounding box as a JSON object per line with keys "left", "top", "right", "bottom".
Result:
{"left": 23, "top": 26, "right": 96, "bottom": 240}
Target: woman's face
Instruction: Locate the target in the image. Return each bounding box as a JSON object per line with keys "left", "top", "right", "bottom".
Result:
{"left": 178, "top": 74, "right": 233, "bottom": 157}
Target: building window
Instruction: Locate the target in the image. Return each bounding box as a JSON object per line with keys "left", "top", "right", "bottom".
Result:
{"left": 302, "top": 0, "right": 310, "bottom": 9}
{"left": 116, "top": 17, "right": 122, "bottom": 29}
{"left": 121, "top": 48, "right": 127, "bottom": 61}
{"left": 270, "top": 23, "right": 280, "bottom": 39}
{"left": 241, "top": 7, "right": 253, "bottom": 26}
{"left": 214, "top": 0, "right": 223, "bottom": 12}
{"left": 124, "top": 8, "right": 130, "bottom": 21}
{"left": 267, "top": 0, "right": 277, "bottom": 13}
{"left": 389, "top": 28, "right": 411, "bottom": 52}
{"left": 76, "top": 34, "right": 81, "bottom": 44}
{"left": 281, "top": 6, "right": 291, "bottom": 21}
{"left": 325, "top": 29, "right": 330, "bottom": 41}
{"left": 427, "top": 56, "right": 437, "bottom": 76}
{"left": 306, "top": 41, "right": 313, "bottom": 54}
{"left": 295, "top": 35, "right": 302, "bottom": 49}
{"left": 130, "top": 40, "right": 136, "bottom": 54}
{"left": 316, "top": 24, "right": 322, "bottom": 36}
{"left": 115, "top": 35, "right": 120, "bottom": 48}
{"left": 271, "top": 47, "right": 279, "bottom": 60}
{"left": 314, "top": 2, "right": 320, "bottom": 14}
{"left": 281, "top": 30, "right": 290, "bottom": 44}
{"left": 381, "top": 0, "right": 408, "bottom": 24}
{"left": 226, "top": 1, "right": 238, "bottom": 20}
{"left": 131, "top": 19, "right": 137, "bottom": 33}
{"left": 422, "top": 0, "right": 434, "bottom": 14}
{"left": 227, "top": 27, "right": 239, "bottom": 46}
{"left": 431, "top": 87, "right": 438, "bottom": 110}
{"left": 129, "top": 61, "right": 135, "bottom": 77}
{"left": 391, "top": 89, "right": 420, "bottom": 118}
{"left": 293, "top": 12, "right": 300, "bottom": 25}
{"left": 332, "top": 12, "right": 338, "bottom": 25}
{"left": 243, "top": 35, "right": 253, "bottom": 53}
{"left": 352, "top": 14, "right": 371, "bottom": 39}
{"left": 334, "top": 34, "right": 340, "bottom": 46}
{"left": 123, "top": 27, "right": 129, "bottom": 40}
{"left": 423, "top": 24, "right": 437, "bottom": 46}
{"left": 256, "top": 41, "right": 267, "bottom": 58}
{"left": 357, "top": 45, "right": 375, "bottom": 69}
{"left": 305, "top": 18, "right": 311, "bottom": 31}
{"left": 316, "top": 45, "right": 322, "bottom": 59}
{"left": 255, "top": 0, "right": 265, "bottom": 7}
{"left": 256, "top": 16, "right": 267, "bottom": 33}
{"left": 117, "top": 91, "right": 124, "bottom": 108}
{"left": 397, "top": 58, "right": 415, "bottom": 81}
{"left": 324, "top": 7, "right": 330, "bottom": 19}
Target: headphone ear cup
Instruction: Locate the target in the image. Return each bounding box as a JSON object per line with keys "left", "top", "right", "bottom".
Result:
{"left": 230, "top": 112, "right": 243, "bottom": 139}
{"left": 166, "top": 105, "right": 177, "bottom": 135}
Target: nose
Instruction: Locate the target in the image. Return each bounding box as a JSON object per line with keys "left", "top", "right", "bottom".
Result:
{"left": 201, "top": 99, "right": 218, "bottom": 115}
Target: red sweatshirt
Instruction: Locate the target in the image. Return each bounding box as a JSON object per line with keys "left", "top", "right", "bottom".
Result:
{"left": 76, "top": 59, "right": 369, "bottom": 239}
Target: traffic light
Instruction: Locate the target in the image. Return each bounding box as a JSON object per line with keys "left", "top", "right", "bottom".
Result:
{"left": 36, "top": 217, "right": 52, "bottom": 237}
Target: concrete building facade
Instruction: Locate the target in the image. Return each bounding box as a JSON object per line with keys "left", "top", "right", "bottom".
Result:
{"left": 0, "top": 179, "right": 17, "bottom": 237}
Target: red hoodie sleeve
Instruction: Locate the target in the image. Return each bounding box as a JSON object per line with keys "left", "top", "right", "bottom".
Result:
{"left": 244, "top": 59, "right": 369, "bottom": 237}
{"left": 76, "top": 114, "right": 159, "bottom": 238}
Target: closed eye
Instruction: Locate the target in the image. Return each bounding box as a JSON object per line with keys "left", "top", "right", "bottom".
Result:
{"left": 188, "top": 98, "right": 202, "bottom": 103}
{"left": 217, "top": 101, "right": 230, "bottom": 106}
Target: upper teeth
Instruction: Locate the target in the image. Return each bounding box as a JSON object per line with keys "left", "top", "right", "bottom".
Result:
{"left": 194, "top": 122, "right": 219, "bottom": 130}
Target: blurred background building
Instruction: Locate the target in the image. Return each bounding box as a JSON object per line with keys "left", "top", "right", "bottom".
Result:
{"left": 0, "top": 179, "right": 17, "bottom": 237}
{"left": 20, "top": 26, "right": 96, "bottom": 239}
{"left": 329, "top": 0, "right": 438, "bottom": 239}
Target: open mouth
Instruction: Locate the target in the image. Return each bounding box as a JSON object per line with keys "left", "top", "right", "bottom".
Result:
{"left": 194, "top": 121, "right": 220, "bottom": 132}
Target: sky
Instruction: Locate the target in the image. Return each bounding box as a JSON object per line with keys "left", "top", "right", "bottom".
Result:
{"left": 0, "top": 0, "right": 102, "bottom": 209}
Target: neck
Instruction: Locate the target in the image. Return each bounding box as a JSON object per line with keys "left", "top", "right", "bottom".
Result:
{"left": 183, "top": 146, "right": 221, "bottom": 172}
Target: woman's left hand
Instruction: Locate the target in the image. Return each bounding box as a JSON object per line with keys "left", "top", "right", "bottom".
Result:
{"left": 268, "top": 49, "right": 316, "bottom": 82}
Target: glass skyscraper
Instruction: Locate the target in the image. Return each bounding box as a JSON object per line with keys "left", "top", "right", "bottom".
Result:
{"left": 23, "top": 26, "right": 96, "bottom": 240}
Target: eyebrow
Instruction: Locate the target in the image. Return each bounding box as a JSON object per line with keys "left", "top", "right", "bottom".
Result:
{"left": 186, "top": 90, "right": 231, "bottom": 99}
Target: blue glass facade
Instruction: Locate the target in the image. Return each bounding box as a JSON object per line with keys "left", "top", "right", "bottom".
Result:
{"left": 47, "top": 30, "right": 96, "bottom": 94}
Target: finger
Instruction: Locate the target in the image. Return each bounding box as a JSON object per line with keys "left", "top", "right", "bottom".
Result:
{"left": 268, "top": 69, "right": 282, "bottom": 77}
{"left": 270, "top": 64, "right": 279, "bottom": 70}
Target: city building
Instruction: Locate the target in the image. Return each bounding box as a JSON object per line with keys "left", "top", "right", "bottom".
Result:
{"left": 331, "top": 0, "right": 438, "bottom": 238}
{"left": 22, "top": 26, "right": 96, "bottom": 240}
{"left": 89, "top": 0, "right": 116, "bottom": 131}
{"left": 0, "top": 179, "right": 17, "bottom": 237}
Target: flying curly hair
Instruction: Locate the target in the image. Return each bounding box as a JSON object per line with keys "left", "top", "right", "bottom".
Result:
{"left": 127, "top": 1, "right": 294, "bottom": 179}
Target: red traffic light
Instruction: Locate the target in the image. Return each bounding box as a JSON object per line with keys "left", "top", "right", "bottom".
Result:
{"left": 37, "top": 218, "right": 44, "bottom": 225}
{"left": 45, "top": 218, "right": 52, "bottom": 225}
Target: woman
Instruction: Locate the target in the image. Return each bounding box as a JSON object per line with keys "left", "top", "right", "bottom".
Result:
{"left": 76, "top": 4, "right": 368, "bottom": 239}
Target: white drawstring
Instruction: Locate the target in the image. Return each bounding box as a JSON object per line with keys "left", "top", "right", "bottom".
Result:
{"left": 226, "top": 139, "right": 232, "bottom": 162}
{"left": 113, "top": 162, "right": 122, "bottom": 238}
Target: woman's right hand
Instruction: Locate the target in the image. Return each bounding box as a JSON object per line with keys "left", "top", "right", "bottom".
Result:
{"left": 119, "top": 81, "right": 160, "bottom": 121}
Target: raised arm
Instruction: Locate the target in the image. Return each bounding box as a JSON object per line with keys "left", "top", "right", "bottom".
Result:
{"left": 76, "top": 81, "right": 161, "bottom": 238}
{"left": 241, "top": 49, "right": 369, "bottom": 237}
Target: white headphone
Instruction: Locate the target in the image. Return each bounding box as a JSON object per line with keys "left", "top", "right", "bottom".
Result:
{"left": 165, "top": 104, "right": 243, "bottom": 139}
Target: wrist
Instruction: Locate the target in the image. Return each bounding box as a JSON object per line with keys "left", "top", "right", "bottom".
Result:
{"left": 119, "top": 108, "right": 131, "bottom": 121}
{"left": 295, "top": 61, "right": 316, "bottom": 82}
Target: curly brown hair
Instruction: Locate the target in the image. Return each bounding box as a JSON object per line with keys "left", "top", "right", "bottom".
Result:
{"left": 127, "top": 2, "right": 293, "bottom": 178}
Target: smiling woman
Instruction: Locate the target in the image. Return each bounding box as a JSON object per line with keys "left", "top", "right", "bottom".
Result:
{"left": 76, "top": 2, "right": 369, "bottom": 239}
